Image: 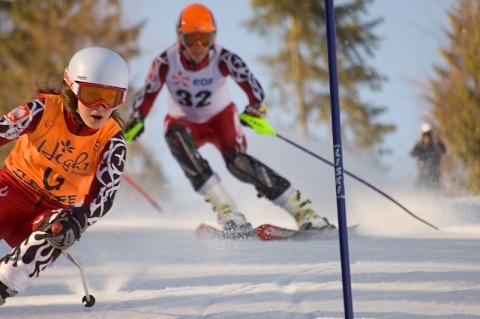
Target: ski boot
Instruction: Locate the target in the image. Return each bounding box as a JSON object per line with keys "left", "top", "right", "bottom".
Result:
{"left": 0, "top": 281, "right": 18, "bottom": 306}
{"left": 281, "top": 189, "right": 336, "bottom": 231}
{"left": 202, "top": 181, "right": 254, "bottom": 238}
{"left": 212, "top": 203, "right": 253, "bottom": 236}
{"left": 296, "top": 211, "right": 334, "bottom": 231}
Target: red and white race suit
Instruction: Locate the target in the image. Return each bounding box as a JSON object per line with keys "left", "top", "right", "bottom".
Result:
{"left": 131, "top": 43, "right": 265, "bottom": 159}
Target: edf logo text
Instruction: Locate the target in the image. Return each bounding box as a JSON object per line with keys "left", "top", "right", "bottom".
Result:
{"left": 193, "top": 78, "right": 213, "bottom": 86}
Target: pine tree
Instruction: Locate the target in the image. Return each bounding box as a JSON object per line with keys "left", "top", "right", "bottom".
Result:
{"left": 0, "top": 0, "right": 140, "bottom": 108}
{"left": 426, "top": 0, "right": 480, "bottom": 193}
{"left": 0, "top": 0, "right": 166, "bottom": 188}
{"left": 246, "top": 0, "right": 394, "bottom": 153}
{"left": 0, "top": 0, "right": 139, "bottom": 157}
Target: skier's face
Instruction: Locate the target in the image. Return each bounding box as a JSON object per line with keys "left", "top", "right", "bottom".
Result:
{"left": 183, "top": 44, "right": 209, "bottom": 64}
{"left": 77, "top": 101, "right": 113, "bottom": 129}
{"left": 422, "top": 132, "right": 433, "bottom": 144}
{"left": 180, "top": 32, "right": 213, "bottom": 64}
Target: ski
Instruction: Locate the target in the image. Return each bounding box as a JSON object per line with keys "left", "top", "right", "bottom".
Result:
{"left": 255, "top": 224, "right": 359, "bottom": 241}
{"left": 196, "top": 223, "right": 359, "bottom": 241}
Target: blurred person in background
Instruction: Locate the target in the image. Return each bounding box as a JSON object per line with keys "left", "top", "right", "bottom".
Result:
{"left": 411, "top": 122, "right": 446, "bottom": 192}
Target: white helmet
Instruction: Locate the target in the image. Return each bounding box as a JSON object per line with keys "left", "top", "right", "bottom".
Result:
{"left": 64, "top": 47, "right": 129, "bottom": 102}
{"left": 420, "top": 122, "right": 433, "bottom": 133}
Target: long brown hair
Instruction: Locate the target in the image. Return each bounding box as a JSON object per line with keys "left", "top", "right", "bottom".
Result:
{"left": 37, "top": 81, "right": 125, "bottom": 129}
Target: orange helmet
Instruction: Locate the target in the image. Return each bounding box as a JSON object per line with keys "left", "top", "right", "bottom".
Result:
{"left": 177, "top": 3, "right": 216, "bottom": 34}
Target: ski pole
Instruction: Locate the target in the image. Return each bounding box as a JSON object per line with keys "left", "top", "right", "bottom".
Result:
{"left": 239, "top": 113, "right": 439, "bottom": 231}
{"left": 122, "top": 174, "right": 163, "bottom": 214}
{"left": 125, "top": 121, "right": 144, "bottom": 144}
{"left": 62, "top": 250, "right": 96, "bottom": 307}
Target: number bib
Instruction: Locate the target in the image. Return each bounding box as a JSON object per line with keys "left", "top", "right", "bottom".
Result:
{"left": 5, "top": 94, "right": 121, "bottom": 205}
{"left": 165, "top": 44, "right": 232, "bottom": 123}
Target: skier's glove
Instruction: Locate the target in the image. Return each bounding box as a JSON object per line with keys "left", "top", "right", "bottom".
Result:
{"left": 241, "top": 104, "right": 266, "bottom": 127}
{"left": 33, "top": 207, "right": 88, "bottom": 250}
{"left": 125, "top": 111, "right": 145, "bottom": 143}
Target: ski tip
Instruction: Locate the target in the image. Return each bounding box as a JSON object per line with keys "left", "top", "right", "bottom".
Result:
{"left": 195, "top": 223, "right": 222, "bottom": 240}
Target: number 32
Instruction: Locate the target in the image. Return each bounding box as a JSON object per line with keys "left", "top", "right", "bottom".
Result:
{"left": 176, "top": 90, "right": 211, "bottom": 108}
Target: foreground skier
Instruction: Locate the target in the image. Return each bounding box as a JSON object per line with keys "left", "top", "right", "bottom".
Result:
{"left": 125, "top": 3, "right": 334, "bottom": 235}
{"left": 0, "top": 47, "right": 128, "bottom": 305}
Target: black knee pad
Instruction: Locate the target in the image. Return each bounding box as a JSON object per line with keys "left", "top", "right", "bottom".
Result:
{"left": 226, "top": 153, "right": 290, "bottom": 200}
{"left": 165, "top": 126, "right": 213, "bottom": 191}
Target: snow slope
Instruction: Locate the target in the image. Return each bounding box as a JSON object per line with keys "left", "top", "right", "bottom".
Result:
{"left": 2, "top": 129, "right": 480, "bottom": 318}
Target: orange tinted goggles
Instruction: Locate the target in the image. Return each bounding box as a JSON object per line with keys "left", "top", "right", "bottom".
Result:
{"left": 76, "top": 82, "right": 126, "bottom": 110}
{"left": 180, "top": 32, "right": 215, "bottom": 48}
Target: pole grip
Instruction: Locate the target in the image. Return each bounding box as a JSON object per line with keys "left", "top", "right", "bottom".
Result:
{"left": 125, "top": 122, "right": 144, "bottom": 144}
{"left": 239, "top": 113, "right": 277, "bottom": 136}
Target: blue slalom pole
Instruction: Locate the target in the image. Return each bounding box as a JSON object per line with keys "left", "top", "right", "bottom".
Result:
{"left": 324, "top": 0, "right": 354, "bottom": 318}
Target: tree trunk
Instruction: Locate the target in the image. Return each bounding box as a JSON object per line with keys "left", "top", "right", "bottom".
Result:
{"left": 288, "top": 14, "right": 307, "bottom": 137}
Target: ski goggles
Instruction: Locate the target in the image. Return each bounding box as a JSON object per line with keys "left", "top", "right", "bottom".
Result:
{"left": 64, "top": 70, "right": 126, "bottom": 110}
{"left": 179, "top": 32, "right": 215, "bottom": 48}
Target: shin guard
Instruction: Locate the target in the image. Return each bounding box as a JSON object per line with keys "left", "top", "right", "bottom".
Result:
{"left": 226, "top": 153, "right": 291, "bottom": 200}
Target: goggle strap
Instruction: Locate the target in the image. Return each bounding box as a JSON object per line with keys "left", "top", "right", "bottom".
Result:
{"left": 64, "top": 69, "right": 80, "bottom": 95}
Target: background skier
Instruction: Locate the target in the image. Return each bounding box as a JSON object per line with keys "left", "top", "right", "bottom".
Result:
{"left": 125, "top": 3, "right": 334, "bottom": 235}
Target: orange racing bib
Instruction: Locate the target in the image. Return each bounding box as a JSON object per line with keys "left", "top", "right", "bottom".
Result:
{"left": 5, "top": 94, "right": 121, "bottom": 205}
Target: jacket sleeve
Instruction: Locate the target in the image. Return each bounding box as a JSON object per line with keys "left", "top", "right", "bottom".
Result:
{"left": 0, "top": 99, "right": 45, "bottom": 146}
{"left": 130, "top": 51, "right": 169, "bottom": 119}
{"left": 81, "top": 131, "right": 126, "bottom": 225}
{"left": 218, "top": 48, "right": 266, "bottom": 106}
